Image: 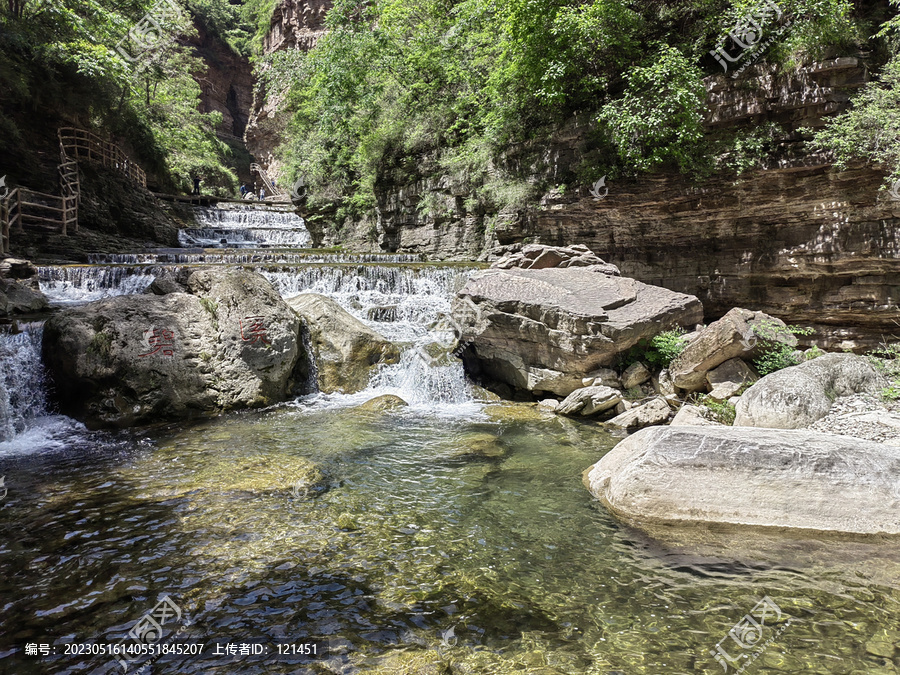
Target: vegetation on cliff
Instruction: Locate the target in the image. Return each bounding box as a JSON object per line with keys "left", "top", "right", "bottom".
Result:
{"left": 270, "top": 0, "right": 870, "bottom": 219}
{"left": 0, "top": 0, "right": 268, "bottom": 194}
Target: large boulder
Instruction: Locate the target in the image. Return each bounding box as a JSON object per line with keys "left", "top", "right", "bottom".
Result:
{"left": 0, "top": 258, "right": 47, "bottom": 315}
{"left": 606, "top": 396, "right": 671, "bottom": 430}
{"left": 453, "top": 267, "right": 703, "bottom": 395}
{"left": 734, "top": 353, "right": 886, "bottom": 429}
{"left": 287, "top": 293, "right": 400, "bottom": 394}
{"left": 42, "top": 269, "right": 303, "bottom": 428}
{"left": 669, "top": 308, "right": 795, "bottom": 391}
{"left": 584, "top": 426, "right": 900, "bottom": 535}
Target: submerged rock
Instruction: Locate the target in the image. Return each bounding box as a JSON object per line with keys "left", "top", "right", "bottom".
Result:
{"left": 734, "top": 353, "right": 886, "bottom": 429}
{"left": 450, "top": 432, "right": 508, "bottom": 459}
{"left": 42, "top": 268, "right": 303, "bottom": 428}
{"left": 453, "top": 267, "right": 702, "bottom": 396}
{"left": 585, "top": 426, "right": 900, "bottom": 535}
{"left": 358, "top": 394, "right": 409, "bottom": 412}
{"left": 288, "top": 293, "right": 400, "bottom": 394}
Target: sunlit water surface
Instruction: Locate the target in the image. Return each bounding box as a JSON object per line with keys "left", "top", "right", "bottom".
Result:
{"left": 1, "top": 404, "right": 900, "bottom": 674}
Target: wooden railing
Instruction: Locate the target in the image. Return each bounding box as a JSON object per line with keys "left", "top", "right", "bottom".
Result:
{"left": 250, "top": 162, "right": 288, "bottom": 199}
{"left": 58, "top": 127, "right": 146, "bottom": 188}
{"left": 0, "top": 128, "right": 145, "bottom": 254}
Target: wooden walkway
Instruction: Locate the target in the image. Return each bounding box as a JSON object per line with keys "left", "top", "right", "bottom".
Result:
{"left": 1, "top": 128, "right": 146, "bottom": 255}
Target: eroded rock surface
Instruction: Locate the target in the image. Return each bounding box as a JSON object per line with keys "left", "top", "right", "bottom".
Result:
{"left": 454, "top": 267, "right": 703, "bottom": 395}
{"left": 42, "top": 269, "right": 302, "bottom": 428}
{"left": 669, "top": 308, "right": 793, "bottom": 391}
{"left": 734, "top": 353, "right": 886, "bottom": 429}
{"left": 288, "top": 293, "right": 400, "bottom": 394}
{"left": 585, "top": 426, "right": 900, "bottom": 535}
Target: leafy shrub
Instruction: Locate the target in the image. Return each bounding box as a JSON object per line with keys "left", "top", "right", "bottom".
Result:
{"left": 698, "top": 395, "right": 736, "bottom": 426}
{"left": 618, "top": 328, "right": 687, "bottom": 370}
{"left": 868, "top": 342, "right": 900, "bottom": 402}
{"left": 751, "top": 322, "right": 814, "bottom": 376}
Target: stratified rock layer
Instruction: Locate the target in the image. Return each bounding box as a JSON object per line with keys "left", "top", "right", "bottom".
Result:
{"left": 453, "top": 267, "right": 703, "bottom": 395}
{"left": 585, "top": 426, "right": 900, "bottom": 535}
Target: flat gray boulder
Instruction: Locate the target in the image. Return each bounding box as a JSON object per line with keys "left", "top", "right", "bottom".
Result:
{"left": 43, "top": 269, "right": 303, "bottom": 428}
{"left": 584, "top": 426, "right": 900, "bottom": 535}
{"left": 606, "top": 396, "right": 671, "bottom": 430}
{"left": 287, "top": 293, "right": 400, "bottom": 394}
{"left": 453, "top": 267, "right": 703, "bottom": 395}
{"left": 734, "top": 353, "right": 886, "bottom": 429}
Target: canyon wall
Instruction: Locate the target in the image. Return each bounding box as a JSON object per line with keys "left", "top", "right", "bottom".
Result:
{"left": 247, "top": 3, "right": 897, "bottom": 347}
{"left": 304, "top": 57, "right": 899, "bottom": 348}
{"left": 245, "top": 0, "right": 332, "bottom": 175}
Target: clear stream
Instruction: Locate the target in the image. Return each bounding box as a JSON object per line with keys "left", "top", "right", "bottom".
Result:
{"left": 1, "top": 205, "right": 899, "bottom": 674}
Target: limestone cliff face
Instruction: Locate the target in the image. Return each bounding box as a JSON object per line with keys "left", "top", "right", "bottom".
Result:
{"left": 189, "top": 19, "right": 254, "bottom": 142}
{"left": 308, "top": 57, "right": 899, "bottom": 348}
{"left": 245, "top": 0, "right": 332, "bottom": 176}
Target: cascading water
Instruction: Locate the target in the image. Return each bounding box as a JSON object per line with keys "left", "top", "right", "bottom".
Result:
{"left": 180, "top": 204, "right": 312, "bottom": 248}
{"left": 38, "top": 265, "right": 158, "bottom": 305}
{"left": 6, "top": 257, "right": 483, "bottom": 443}
{"left": 264, "top": 265, "right": 479, "bottom": 411}
{"left": 0, "top": 323, "right": 81, "bottom": 452}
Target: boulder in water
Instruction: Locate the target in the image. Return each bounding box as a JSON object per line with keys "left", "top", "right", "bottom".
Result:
{"left": 288, "top": 293, "right": 400, "bottom": 394}
{"left": 584, "top": 426, "right": 900, "bottom": 535}
{"left": 0, "top": 258, "right": 47, "bottom": 316}
{"left": 453, "top": 267, "right": 703, "bottom": 395}
{"left": 42, "top": 268, "right": 304, "bottom": 428}
{"left": 358, "top": 394, "right": 409, "bottom": 412}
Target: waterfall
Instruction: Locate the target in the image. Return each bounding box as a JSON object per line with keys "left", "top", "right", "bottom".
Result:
{"left": 0, "top": 324, "right": 51, "bottom": 444}
{"left": 182, "top": 204, "right": 311, "bottom": 248}
{"left": 264, "top": 265, "right": 480, "bottom": 411}
{"left": 88, "top": 252, "right": 425, "bottom": 265}
{"left": 38, "top": 265, "right": 158, "bottom": 305}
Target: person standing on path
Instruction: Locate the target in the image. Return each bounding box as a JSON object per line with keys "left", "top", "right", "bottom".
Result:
{"left": 192, "top": 176, "right": 201, "bottom": 195}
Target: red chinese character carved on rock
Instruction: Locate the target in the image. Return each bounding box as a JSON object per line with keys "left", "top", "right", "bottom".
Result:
{"left": 240, "top": 316, "right": 270, "bottom": 344}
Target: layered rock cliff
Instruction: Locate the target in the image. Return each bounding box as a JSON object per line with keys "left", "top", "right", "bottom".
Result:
{"left": 301, "top": 57, "right": 899, "bottom": 348}
{"left": 245, "top": 0, "right": 332, "bottom": 174}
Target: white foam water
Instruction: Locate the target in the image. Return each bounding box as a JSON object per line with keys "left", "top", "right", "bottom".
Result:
{"left": 182, "top": 205, "right": 312, "bottom": 248}
{"left": 0, "top": 324, "right": 85, "bottom": 453}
